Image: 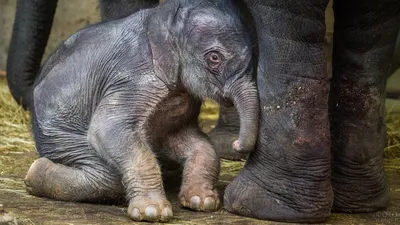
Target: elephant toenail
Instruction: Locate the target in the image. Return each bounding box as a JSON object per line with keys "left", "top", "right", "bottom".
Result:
{"left": 161, "top": 207, "right": 173, "bottom": 220}
{"left": 130, "top": 208, "right": 141, "bottom": 221}
{"left": 190, "top": 196, "right": 201, "bottom": 209}
{"left": 203, "top": 197, "right": 216, "bottom": 211}
{"left": 144, "top": 205, "right": 158, "bottom": 219}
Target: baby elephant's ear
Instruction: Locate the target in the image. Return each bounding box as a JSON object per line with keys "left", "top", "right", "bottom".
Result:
{"left": 148, "top": 2, "right": 182, "bottom": 89}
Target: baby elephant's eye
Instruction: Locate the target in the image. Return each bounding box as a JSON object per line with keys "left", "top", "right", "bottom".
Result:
{"left": 207, "top": 52, "right": 223, "bottom": 69}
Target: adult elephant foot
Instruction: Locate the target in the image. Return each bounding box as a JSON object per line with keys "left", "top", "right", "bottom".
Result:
{"left": 208, "top": 105, "right": 247, "bottom": 161}
{"left": 224, "top": 79, "right": 333, "bottom": 223}
{"left": 224, "top": 0, "right": 333, "bottom": 222}
{"left": 329, "top": 0, "right": 399, "bottom": 213}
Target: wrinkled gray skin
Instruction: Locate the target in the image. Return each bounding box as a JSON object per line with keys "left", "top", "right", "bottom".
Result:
{"left": 6, "top": 0, "right": 400, "bottom": 223}
{"left": 23, "top": 0, "right": 259, "bottom": 222}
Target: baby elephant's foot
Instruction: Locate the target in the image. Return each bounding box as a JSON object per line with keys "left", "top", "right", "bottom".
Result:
{"left": 128, "top": 194, "right": 173, "bottom": 222}
{"left": 179, "top": 184, "right": 220, "bottom": 212}
{"left": 24, "top": 157, "right": 52, "bottom": 197}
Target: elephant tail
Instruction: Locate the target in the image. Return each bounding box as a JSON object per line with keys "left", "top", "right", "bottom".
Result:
{"left": 6, "top": 0, "right": 58, "bottom": 109}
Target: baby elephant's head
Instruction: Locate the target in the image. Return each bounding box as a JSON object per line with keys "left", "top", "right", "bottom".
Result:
{"left": 149, "top": 0, "right": 259, "bottom": 154}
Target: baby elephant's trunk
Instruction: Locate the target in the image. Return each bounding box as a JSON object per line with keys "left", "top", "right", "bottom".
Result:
{"left": 226, "top": 79, "right": 259, "bottom": 154}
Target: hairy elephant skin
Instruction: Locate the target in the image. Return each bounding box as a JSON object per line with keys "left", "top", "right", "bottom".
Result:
{"left": 23, "top": 0, "right": 259, "bottom": 222}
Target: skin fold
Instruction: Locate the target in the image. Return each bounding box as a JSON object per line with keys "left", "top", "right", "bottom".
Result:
{"left": 5, "top": 0, "right": 400, "bottom": 223}
{"left": 23, "top": 0, "right": 259, "bottom": 222}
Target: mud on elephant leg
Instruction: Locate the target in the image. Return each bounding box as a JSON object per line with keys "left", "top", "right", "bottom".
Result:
{"left": 330, "top": 0, "right": 400, "bottom": 213}
{"left": 208, "top": 105, "right": 246, "bottom": 161}
{"left": 224, "top": 0, "right": 333, "bottom": 222}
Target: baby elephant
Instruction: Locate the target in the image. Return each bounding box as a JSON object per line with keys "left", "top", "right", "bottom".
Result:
{"left": 24, "top": 0, "right": 259, "bottom": 222}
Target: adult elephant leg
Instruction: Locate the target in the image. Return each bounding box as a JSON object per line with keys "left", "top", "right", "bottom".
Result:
{"left": 330, "top": 0, "right": 400, "bottom": 213}
{"left": 99, "top": 0, "right": 159, "bottom": 21}
{"left": 224, "top": 0, "right": 333, "bottom": 222}
{"left": 6, "top": 0, "right": 58, "bottom": 108}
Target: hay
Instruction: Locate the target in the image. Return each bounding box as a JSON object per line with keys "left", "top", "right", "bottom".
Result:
{"left": 0, "top": 69, "right": 6, "bottom": 77}
{"left": 220, "top": 159, "right": 245, "bottom": 176}
{"left": 0, "top": 78, "right": 33, "bottom": 153}
{"left": 0, "top": 77, "right": 36, "bottom": 178}
{"left": 385, "top": 112, "right": 400, "bottom": 158}
{"left": 198, "top": 99, "right": 219, "bottom": 133}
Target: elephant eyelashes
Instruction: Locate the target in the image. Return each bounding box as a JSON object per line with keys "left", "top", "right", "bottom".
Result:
{"left": 206, "top": 51, "right": 223, "bottom": 71}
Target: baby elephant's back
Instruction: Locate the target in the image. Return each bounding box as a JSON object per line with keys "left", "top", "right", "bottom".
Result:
{"left": 33, "top": 10, "right": 153, "bottom": 134}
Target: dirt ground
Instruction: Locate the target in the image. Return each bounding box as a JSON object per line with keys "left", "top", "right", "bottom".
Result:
{"left": 2, "top": 142, "right": 400, "bottom": 225}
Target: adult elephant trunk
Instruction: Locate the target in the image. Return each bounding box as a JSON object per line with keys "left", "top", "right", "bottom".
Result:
{"left": 226, "top": 79, "right": 259, "bottom": 154}
{"left": 7, "top": 0, "right": 58, "bottom": 109}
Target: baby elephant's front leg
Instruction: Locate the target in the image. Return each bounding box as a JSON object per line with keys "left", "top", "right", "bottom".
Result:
{"left": 124, "top": 146, "right": 173, "bottom": 222}
{"left": 91, "top": 133, "right": 172, "bottom": 222}
{"left": 89, "top": 107, "right": 172, "bottom": 222}
{"left": 164, "top": 126, "right": 220, "bottom": 211}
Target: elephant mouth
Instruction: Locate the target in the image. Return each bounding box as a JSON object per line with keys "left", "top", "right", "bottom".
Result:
{"left": 208, "top": 91, "right": 234, "bottom": 107}
{"left": 219, "top": 91, "right": 234, "bottom": 107}
{"left": 221, "top": 97, "right": 234, "bottom": 107}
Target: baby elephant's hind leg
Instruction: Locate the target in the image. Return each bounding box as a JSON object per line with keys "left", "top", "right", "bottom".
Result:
{"left": 164, "top": 125, "right": 220, "bottom": 212}
{"left": 25, "top": 157, "right": 123, "bottom": 202}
